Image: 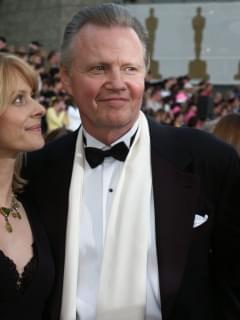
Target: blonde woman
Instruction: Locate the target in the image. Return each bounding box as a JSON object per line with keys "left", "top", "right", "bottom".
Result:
{"left": 0, "top": 53, "right": 54, "bottom": 319}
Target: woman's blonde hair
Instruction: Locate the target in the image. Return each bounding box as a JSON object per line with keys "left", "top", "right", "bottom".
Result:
{"left": 0, "top": 52, "right": 39, "bottom": 192}
{"left": 213, "top": 113, "right": 240, "bottom": 157}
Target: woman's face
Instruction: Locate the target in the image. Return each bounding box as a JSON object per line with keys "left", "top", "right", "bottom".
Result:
{"left": 0, "top": 74, "right": 45, "bottom": 157}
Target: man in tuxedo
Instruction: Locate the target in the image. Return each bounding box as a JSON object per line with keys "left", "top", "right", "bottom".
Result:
{"left": 24, "top": 3, "right": 240, "bottom": 320}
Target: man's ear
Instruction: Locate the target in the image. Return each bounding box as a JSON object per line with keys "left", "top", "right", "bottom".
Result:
{"left": 60, "top": 66, "right": 73, "bottom": 95}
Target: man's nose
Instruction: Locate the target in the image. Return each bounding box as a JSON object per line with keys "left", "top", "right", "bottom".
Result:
{"left": 104, "top": 69, "right": 127, "bottom": 91}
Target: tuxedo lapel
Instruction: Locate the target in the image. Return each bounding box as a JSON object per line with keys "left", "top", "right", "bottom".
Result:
{"left": 149, "top": 120, "right": 200, "bottom": 319}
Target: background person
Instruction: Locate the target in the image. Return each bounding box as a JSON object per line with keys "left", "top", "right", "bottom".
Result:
{"left": 213, "top": 113, "right": 240, "bottom": 156}
{"left": 46, "top": 96, "right": 69, "bottom": 133}
{"left": 0, "top": 36, "right": 8, "bottom": 52}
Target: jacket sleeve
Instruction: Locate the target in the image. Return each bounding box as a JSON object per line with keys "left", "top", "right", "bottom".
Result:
{"left": 213, "top": 148, "right": 240, "bottom": 319}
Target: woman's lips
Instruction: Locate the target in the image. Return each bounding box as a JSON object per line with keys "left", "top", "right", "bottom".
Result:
{"left": 25, "top": 124, "right": 42, "bottom": 132}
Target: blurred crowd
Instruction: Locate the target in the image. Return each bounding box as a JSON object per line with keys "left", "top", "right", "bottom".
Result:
{"left": 143, "top": 73, "right": 240, "bottom": 131}
{"left": 1, "top": 36, "right": 240, "bottom": 151}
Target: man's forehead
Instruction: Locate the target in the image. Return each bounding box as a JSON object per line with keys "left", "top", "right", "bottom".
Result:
{"left": 71, "top": 23, "right": 147, "bottom": 69}
{"left": 75, "top": 24, "right": 144, "bottom": 52}
{"left": 76, "top": 23, "right": 138, "bottom": 40}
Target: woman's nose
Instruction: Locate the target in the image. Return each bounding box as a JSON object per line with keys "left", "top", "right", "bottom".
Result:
{"left": 32, "top": 100, "right": 46, "bottom": 118}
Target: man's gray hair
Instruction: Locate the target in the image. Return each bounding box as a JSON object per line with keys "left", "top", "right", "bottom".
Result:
{"left": 61, "top": 3, "right": 149, "bottom": 69}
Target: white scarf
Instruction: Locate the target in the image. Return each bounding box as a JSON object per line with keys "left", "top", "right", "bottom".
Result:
{"left": 60, "top": 112, "right": 152, "bottom": 320}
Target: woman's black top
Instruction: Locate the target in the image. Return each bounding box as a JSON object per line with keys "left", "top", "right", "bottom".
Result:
{"left": 0, "top": 197, "right": 55, "bottom": 320}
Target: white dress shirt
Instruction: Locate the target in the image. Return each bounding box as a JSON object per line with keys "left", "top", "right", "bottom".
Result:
{"left": 76, "top": 121, "right": 162, "bottom": 320}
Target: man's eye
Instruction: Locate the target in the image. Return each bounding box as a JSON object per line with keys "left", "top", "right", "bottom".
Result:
{"left": 89, "top": 65, "right": 105, "bottom": 75}
{"left": 126, "top": 67, "right": 135, "bottom": 71}
{"left": 124, "top": 66, "right": 138, "bottom": 73}
{"left": 94, "top": 65, "right": 105, "bottom": 71}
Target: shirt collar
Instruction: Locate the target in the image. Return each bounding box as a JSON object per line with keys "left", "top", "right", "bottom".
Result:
{"left": 83, "top": 118, "right": 139, "bottom": 150}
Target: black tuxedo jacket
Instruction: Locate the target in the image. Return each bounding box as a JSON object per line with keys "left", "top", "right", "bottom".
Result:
{"left": 23, "top": 118, "right": 240, "bottom": 320}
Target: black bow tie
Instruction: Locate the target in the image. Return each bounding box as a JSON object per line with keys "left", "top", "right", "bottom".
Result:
{"left": 85, "top": 142, "right": 129, "bottom": 168}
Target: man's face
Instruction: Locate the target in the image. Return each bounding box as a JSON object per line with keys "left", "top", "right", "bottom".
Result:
{"left": 61, "top": 24, "right": 146, "bottom": 143}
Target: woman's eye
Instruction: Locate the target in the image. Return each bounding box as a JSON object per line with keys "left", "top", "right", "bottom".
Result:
{"left": 13, "top": 94, "right": 25, "bottom": 105}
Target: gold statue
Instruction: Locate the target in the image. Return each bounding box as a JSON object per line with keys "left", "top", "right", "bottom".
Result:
{"left": 145, "top": 8, "right": 161, "bottom": 79}
{"left": 192, "top": 7, "right": 205, "bottom": 60}
{"left": 145, "top": 8, "right": 158, "bottom": 61}
{"left": 234, "top": 61, "right": 240, "bottom": 80}
{"left": 188, "top": 7, "right": 209, "bottom": 80}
